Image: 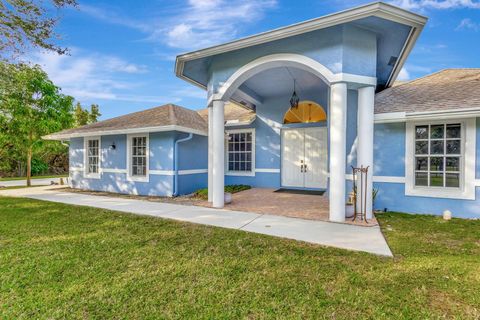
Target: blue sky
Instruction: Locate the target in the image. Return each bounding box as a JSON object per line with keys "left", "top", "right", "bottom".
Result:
{"left": 33, "top": 0, "right": 480, "bottom": 120}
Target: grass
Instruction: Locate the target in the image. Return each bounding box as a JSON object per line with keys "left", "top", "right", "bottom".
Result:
{"left": 195, "top": 184, "right": 251, "bottom": 200}
{"left": 0, "top": 174, "right": 67, "bottom": 181}
{"left": 0, "top": 197, "right": 479, "bottom": 319}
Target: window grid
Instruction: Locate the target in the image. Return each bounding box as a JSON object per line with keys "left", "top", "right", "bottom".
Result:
{"left": 131, "top": 136, "right": 147, "bottom": 177}
{"left": 87, "top": 139, "right": 99, "bottom": 174}
{"left": 227, "top": 132, "right": 253, "bottom": 172}
{"left": 414, "top": 123, "right": 461, "bottom": 188}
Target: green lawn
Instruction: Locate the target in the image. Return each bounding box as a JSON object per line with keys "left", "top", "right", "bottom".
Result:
{"left": 0, "top": 197, "right": 479, "bottom": 319}
{"left": 0, "top": 174, "right": 67, "bottom": 181}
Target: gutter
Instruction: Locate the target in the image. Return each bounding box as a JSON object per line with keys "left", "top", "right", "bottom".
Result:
{"left": 173, "top": 133, "right": 193, "bottom": 196}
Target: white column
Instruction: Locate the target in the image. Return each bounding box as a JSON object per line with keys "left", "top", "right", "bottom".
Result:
{"left": 357, "top": 86, "right": 375, "bottom": 219}
{"left": 208, "top": 105, "right": 213, "bottom": 202}
{"left": 329, "top": 82, "right": 348, "bottom": 222}
{"left": 212, "top": 100, "right": 225, "bottom": 208}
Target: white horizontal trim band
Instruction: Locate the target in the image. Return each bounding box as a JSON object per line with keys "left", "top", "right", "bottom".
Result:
{"left": 179, "top": 169, "right": 208, "bottom": 175}
{"left": 149, "top": 170, "right": 174, "bottom": 176}
{"left": 255, "top": 168, "right": 280, "bottom": 173}
{"left": 71, "top": 168, "right": 207, "bottom": 176}
{"left": 346, "top": 174, "right": 406, "bottom": 183}
{"left": 102, "top": 168, "right": 127, "bottom": 174}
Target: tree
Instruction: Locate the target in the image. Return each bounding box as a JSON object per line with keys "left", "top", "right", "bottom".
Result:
{"left": 0, "top": 62, "right": 74, "bottom": 185}
{"left": 0, "top": 0, "right": 77, "bottom": 61}
{"left": 74, "top": 102, "right": 101, "bottom": 126}
{"left": 89, "top": 103, "right": 101, "bottom": 123}
{"left": 74, "top": 102, "right": 88, "bottom": 126}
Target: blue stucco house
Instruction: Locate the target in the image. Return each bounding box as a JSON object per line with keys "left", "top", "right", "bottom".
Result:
{"left": 46, "top": 2, "right": 480, "bottom": 221}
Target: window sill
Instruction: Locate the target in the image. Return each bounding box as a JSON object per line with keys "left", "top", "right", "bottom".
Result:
{"left": 225, "top": 171, "right": 255, "bottom": 177}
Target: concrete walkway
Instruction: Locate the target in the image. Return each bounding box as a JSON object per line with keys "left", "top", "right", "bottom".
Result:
{"left": 0, "top": 186, "right": 393, "bottom": 256}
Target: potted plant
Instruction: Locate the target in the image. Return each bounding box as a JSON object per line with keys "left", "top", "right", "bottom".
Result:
{"left": 345, "top": 191, "right": 355, "bottom": 218}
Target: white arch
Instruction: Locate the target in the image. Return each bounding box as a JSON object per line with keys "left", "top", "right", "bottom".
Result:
{"left": 216, "top": 53, "right": 336, "bottom": 102}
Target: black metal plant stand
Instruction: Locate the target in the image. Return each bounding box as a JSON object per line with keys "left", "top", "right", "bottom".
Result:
{"left": 351, "top": 165, "right": 369, "bottom": 223}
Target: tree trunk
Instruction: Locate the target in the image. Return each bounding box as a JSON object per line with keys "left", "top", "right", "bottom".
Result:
{"left": 26, "top": 147, "right": 32, "bottom": 187}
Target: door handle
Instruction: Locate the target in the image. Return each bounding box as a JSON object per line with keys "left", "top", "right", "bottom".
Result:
{"left": 304, "top": 164, "right": 308, "bottom": 172}
{"left": 300, "top": 164, "right": 304, "bottom": 172}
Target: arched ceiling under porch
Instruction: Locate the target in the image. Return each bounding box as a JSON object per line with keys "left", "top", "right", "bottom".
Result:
{"left": 229, "top": 66, "right": 329, "bottom": 109}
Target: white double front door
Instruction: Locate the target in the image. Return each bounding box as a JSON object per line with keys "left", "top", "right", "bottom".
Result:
{"left": 281, "top": 127, "right": 327, "bottom": 189}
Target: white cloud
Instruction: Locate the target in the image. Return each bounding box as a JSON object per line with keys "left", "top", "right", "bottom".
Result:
{"left": 398, "top": 67, "right": 411, "bottom": 81}
{"left": 456, "top": 18, "right": 480, "bottom": 31}
{"left": 81, "top": 0, "right": 277, "bottom": 51}
{"left": 79, "top": 4, "right": 150, "bottom": 32}
{"left": 160, "top": 0, "right": 277, "bottom": 49}
{"left": 390, "top": 0, "right": 480, "bottom": 10}
{"left": 31, "top": 49, "right": 152, "bottom": 103}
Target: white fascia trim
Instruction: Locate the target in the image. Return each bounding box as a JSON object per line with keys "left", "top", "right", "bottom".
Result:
{"left": 70, "top": 167, "right": 83, "bottom": 172}
{"left": 375, "top": 108, "right": 480, "bottom": 124}
{"left": 44, "top": 125, "right": 207, "bottom": 141}
{"left": 405, "top": 118, "right": 476, "bottom": 200}
{"left": 406, "top": 107, "right": 480, "bottom": 121}
{"left": 126, "top": 134, "right": 150, "bottom": 183}
{"left": 374, "top": 112, "right": 406, "bottom": 123}
{"left": 83, "top": 136, "right": 101, "bottom": 179}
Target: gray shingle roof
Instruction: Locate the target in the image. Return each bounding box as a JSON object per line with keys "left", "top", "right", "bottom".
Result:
{"left": 197, "top": 102, "right": 256, "bottom": 124}
{"left": 375, "top": 69, "right": 480, "bottom": 114}
{"left": 45, "top": 104, "right": 208, "bottom": 139}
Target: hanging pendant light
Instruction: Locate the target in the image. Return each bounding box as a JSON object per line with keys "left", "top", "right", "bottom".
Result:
{"left": 289, "top": 79, "right": 300, "bottom": 109}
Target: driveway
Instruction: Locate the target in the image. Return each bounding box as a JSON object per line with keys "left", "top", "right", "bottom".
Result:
{"left": 0, "top": 177, "right": 63, "bottom": 187}
{"left": 0, "top": 185, "right": 393, "bottom": 256}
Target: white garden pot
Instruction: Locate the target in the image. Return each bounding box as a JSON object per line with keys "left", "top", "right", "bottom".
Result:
{"left": 224, "top": 192, "right": 232, "bottom": 204}
{"left": 345, "top": 205, "right": 354, "bottom": 218}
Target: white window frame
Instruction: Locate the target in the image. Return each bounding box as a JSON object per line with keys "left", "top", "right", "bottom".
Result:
{"left": 126, "top": 134, "right": 149, "bottom": 182}
{"left": 225, "top": 128, "right": 255, "bottom": 177}
{"left": 83, "top": 136, "right": 101, "bottom": 179}
{"left": 405, "top": 118, "right": 476, "bottom": 200}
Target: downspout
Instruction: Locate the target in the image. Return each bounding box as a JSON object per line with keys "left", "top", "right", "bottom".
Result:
{"left": 173, "top": 133, "right": 193, "bottom": 196}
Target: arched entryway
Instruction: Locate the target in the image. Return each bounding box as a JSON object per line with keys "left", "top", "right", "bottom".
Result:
{"left": 281, "top": 101, "right": 328, "bottom": 190}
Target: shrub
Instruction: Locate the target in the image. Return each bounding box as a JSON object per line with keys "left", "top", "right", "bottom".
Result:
{"left": 194, "top": 185, "right": 251, "bottom": 200}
